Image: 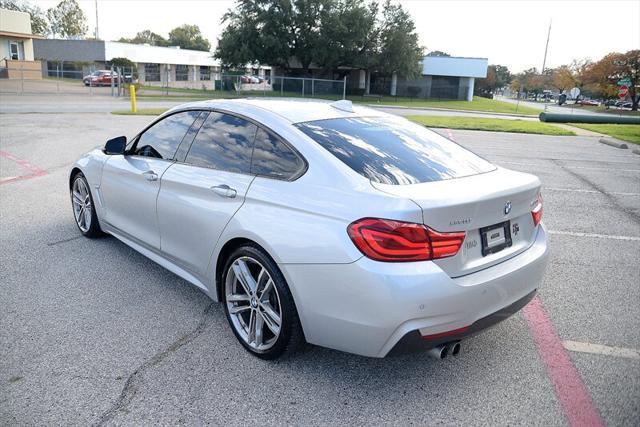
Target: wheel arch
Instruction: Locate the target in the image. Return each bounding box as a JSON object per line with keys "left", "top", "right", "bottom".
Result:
{"left": 213, "top": 235, "right": 293, "bottom": 301}
{"left": 214, "top": 237, "right": 264, "bottom": 301}
{"left": 69, "top": 167, "right": 83, "bottom": 189}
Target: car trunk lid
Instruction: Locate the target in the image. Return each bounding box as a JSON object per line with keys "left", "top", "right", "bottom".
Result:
{"left": 371, "top": 168, "right": 541, "bottom": 277}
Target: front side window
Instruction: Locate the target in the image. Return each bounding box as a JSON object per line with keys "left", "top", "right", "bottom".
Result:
{"left": 251, "top": 128, "right": 305, "bottom": 180}
{"left": 296, "top": 116, "right": 495, "bottom": 185}
{"left": 134, "top": 111, "right": 201, "bottom": 160}
{"left": 185, "top": 112, "right": 256, "bottom": 174}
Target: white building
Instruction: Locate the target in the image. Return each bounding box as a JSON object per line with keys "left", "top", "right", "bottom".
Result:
{"left": 0, "top": 8, "right": 43, "bottom": 79}
{"left": 365, "top": 56, "right": 488, "bottom": 101}
{"left": 33, "top": 39, "right": 271, "bottom": 88}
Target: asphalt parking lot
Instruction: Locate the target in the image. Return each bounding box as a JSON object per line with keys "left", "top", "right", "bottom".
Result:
{"left": 1, "top": 107, "right": 639, "bottom": 425}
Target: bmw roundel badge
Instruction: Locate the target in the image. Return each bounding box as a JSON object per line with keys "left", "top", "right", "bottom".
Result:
{"left": 504, "top": 201, "right": 512, "bottom": 215}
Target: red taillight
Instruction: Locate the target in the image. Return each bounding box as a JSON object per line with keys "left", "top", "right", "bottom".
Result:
{"left": 531, "top": 193, "right": 543, "bottom": 227}
{"left": 347, "top": 218, "right": 465, "bottom": 262}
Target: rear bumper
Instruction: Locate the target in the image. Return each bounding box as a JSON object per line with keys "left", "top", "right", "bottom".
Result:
{"left": 280, "top": 225, "right": 548, "bottom": 358}
{"left": 388, "top": 289, "right": 536, "bottom": 355}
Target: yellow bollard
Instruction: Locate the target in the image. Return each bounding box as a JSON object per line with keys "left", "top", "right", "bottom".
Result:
{"left": 130, "top": 84, "right": 137, "bottom": 113}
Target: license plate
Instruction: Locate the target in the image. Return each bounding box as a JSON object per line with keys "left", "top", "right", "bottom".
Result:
{"left": 480, "top": 221, "right": 512, "bottom": 256}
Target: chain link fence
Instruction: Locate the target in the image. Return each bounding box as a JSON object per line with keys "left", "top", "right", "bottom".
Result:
{"left": 137, "top": 68, "right": 347, "bottom": 100}
{"left": 0, "top": 60, "right": 137, "bottom": 96}
{"left": 1, "top": 61, "right": 347, "bottom": 101}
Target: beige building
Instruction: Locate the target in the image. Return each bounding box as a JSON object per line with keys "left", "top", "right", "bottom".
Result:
{"left": 0, "top": 8, "right": 42, "bottom": 79}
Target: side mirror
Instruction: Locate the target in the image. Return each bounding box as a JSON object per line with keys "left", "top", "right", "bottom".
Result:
{"left": 104, "top": 136, "right": 127, "bottom": 155}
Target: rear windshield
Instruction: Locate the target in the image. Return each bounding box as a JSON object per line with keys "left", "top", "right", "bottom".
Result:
{"left": 296, "top": 116, "right": 495, "bottom": 185}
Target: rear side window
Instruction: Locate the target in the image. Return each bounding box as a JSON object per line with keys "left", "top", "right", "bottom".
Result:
{"left": 296, "top": 117, "right": 495, "bottom": 185}
{"left": 251, "top": 128, "right": 305, "bottom": 180}
{"left": 185, "top": 112, "right": 257, "bottom": 174}
{"left": 134, "top": 111, "right": 200, "bottom": 160}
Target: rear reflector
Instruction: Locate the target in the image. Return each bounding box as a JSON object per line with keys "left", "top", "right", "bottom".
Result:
{"left": 347, "top": 218, "right": 465, "bottom": 262}
{"left": 531, "top": 193, "right": 543, "bottom": 227}
{"left": 421, "top": 326, "right": 470, "bottom": 340}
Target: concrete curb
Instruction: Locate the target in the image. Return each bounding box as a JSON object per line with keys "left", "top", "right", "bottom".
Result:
{"left": 599, "top": 138, "right": 628, "bottom": 149}
{"left": 367, "top": 104, "right": 537, "bottom": 119}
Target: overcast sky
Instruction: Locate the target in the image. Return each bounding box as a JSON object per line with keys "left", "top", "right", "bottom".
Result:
{"left": 32, "top": 0, "right": 640, "bottom": 72}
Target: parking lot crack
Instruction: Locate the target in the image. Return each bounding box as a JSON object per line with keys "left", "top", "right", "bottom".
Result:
{"left": 551, "top": 159, "right": 640, "bottom": 225}
{"left": 94, "top": 303, "right": 214, "bottom": 426}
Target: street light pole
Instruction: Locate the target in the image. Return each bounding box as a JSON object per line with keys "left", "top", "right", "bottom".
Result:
{"left": 541, "top": 19, "right": 552, "bottom": 73}
{"left": 95, "top": 0, "right": 99, "bottom": 39}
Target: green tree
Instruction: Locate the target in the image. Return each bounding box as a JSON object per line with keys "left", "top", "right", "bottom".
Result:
{"left": 46, "top": 0, "right": 87, "bottom": 39}
{"left": 0, "top": 0, "right": 49, "bottom": 35}
{"left": 515, "top": 67, "right": 547, "bottom": 99}
{"left": 118, "top": 30, "right": 168, "bottom": 46}
{"left": 551, "top": 65, "right": 575, "bottom": 94}
{"left": 168, "top": 24, "right": 211, "bottom": 51}
{"left": 426, "top": 50, "right": 450, "bottom": 57}
{"left": 597, "top": 50, "right": 639, "bottom": 110}
{"left": 568, "top": 58, "right": 592, "bottom": 102}
{"left": 216, "top": 0, "right": 332, "bottom": 73}
{"left": 374, "top": 0, "right": 423, "bottom": 78}
{"left": 493, "top": 65, "right": 512, "bottom": 88}
{"left": 476, "top": 64, "right": 512, "bottom": 94}
{"left": 215, "top": 0, "right": 423, "bottom": 78}
{"left": 109, "top": 57, "right": 135, "bottom": 68}
{"left": 314, "top": 0, "right": 378, "bottom": 75}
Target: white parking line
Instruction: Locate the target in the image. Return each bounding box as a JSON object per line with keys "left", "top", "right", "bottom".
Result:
{"left": 497, "top": 160, "right": 640, "bottom": 173}
{"left": 544, "top": 187, "right": 640, "bottom": 197}
{"left": 563, "top": 341, "right": 640, "bottom": 360}
{"left": 548, "top": 230, "right": 640, "bottom": 241}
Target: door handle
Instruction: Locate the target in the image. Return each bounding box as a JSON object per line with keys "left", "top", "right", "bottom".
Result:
{"left": 142, "top": 170, "right": 158, "bottom": 181}
{"left": 211, "top": 184, "right": 237, "bottom": 198}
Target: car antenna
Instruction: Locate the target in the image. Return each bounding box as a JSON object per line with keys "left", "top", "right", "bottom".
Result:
{"left": 330, "top": 99, "right": 354, "bottom": 113}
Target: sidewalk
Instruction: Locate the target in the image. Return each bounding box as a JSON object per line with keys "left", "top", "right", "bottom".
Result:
{"left": 550, "top": 123, "right": 604, "bottom": 137}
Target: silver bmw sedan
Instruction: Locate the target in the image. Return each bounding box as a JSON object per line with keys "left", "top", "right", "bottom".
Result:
{"left": 69, "top": 98, "right": 548, "bottom": 359}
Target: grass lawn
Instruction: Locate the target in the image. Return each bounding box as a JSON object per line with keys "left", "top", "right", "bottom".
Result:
{"left": 135, "top": 87, "right": 540, "bottom": 115}
{"left": 111, "top": 108, "right": 168, "bottom": 116}
{"left": 365, "top": 96, "right": 540, "bottom": 115}
{"left": 406, "top": 115, "right": 575, "bottom": 136}
{"left": 568, "top": 123, "right": 640, "bottom": 144}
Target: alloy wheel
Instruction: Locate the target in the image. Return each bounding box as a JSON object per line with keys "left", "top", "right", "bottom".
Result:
{"left": 225, "top": 256, "right": 282, "bottom": 351}
{"left": 71, "top": 177, "right": 92, "bottom": 233}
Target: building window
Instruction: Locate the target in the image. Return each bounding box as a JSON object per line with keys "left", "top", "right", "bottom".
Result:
{"left": 144, "top": 63, "right": 160, "bottom": 81}
{"left": 9, "top": 41, "right": 20, "bottom": 60}
{"left": 199, "top": 66, "right": 210, "bottom": 81}
{"left": 176, "top": 64, "right": 189, "bottom": 81}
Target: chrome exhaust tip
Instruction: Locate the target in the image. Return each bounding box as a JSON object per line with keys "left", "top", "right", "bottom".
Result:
{"left": 427, "top": 345, "right": 449, "bottom": 359}
{"left": 450, "top": 341, "right": 461, "bottom": 356}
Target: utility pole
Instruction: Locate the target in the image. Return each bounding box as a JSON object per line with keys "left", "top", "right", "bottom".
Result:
{"left": 94, "top": 0, "right": 99, "bottom": 39}
{"left": 541, "top": 19, "right": 552, "bottom": 73}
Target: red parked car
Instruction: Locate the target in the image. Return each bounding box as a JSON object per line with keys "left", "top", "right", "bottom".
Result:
{"left": 83, "top": 70, "right": 119, "bottom": 87}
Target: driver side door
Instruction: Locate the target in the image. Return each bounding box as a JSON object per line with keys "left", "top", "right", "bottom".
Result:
{"left": 100, "top": 110, "right": 201, "bottom": 249}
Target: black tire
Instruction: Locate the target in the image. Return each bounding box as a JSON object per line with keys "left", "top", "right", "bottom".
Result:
{"left": 70, "top": 172, "right": 104, "bottom": 238}
{"left": 222, "top": 244, "right": 305, "bottom": 360}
